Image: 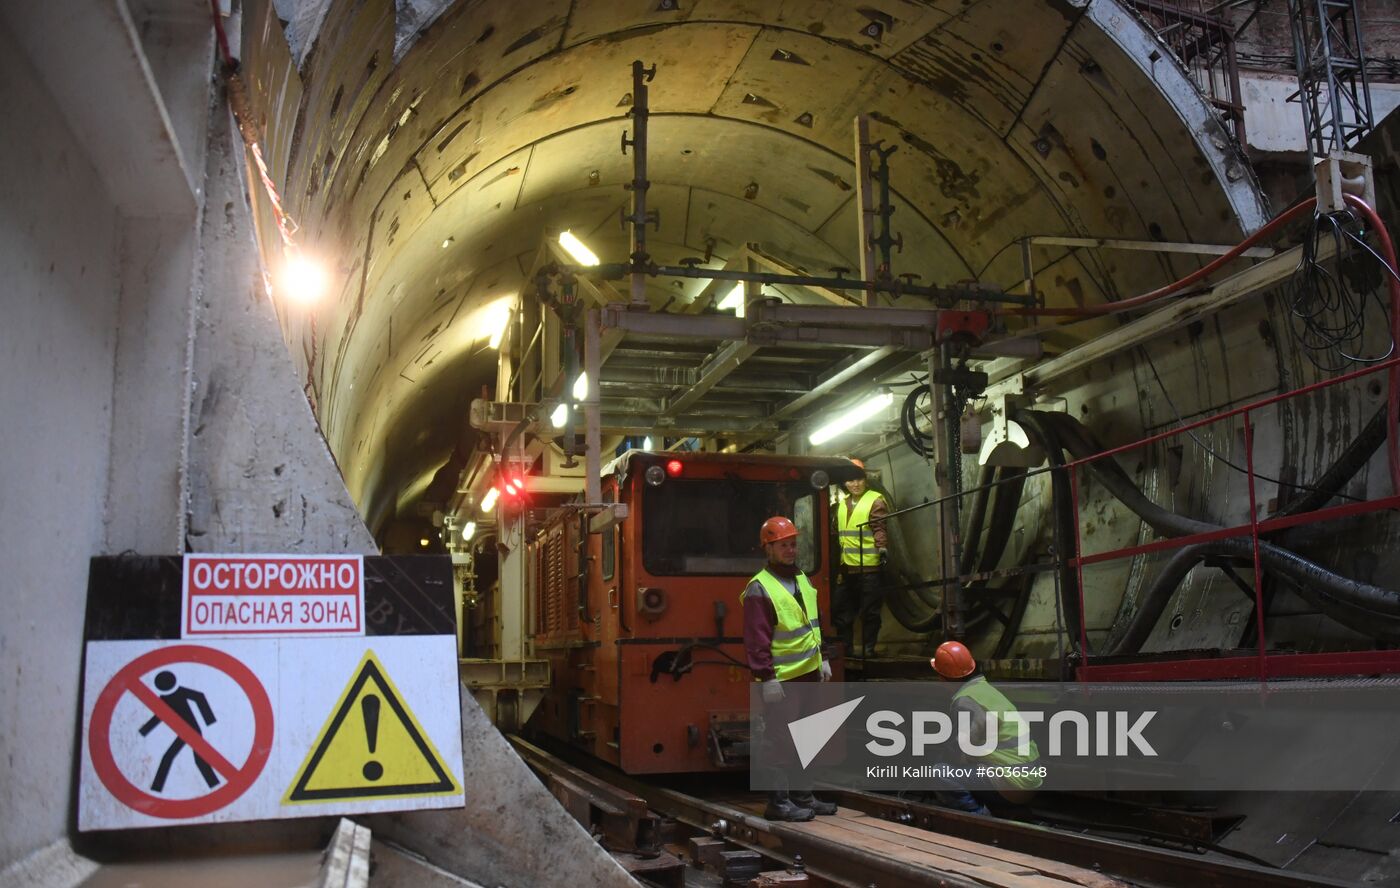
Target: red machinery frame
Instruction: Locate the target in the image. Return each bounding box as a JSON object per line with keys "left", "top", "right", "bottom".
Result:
{"left": 1067, "top": 356, "right": 1400, "bottom": 682}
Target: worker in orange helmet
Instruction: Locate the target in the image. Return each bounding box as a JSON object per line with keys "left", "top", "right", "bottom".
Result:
{"left": 833, "top": 458, "right": 890, "bottom": 659}
{"left": 929, "top": 641, "right": 1042, "bottom": 816}
{"left": 742, "top": 515, "right": 836, "bottom": 821}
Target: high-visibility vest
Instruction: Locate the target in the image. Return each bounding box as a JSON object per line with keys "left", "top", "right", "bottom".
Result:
{"left": 742, "top": 569, "right": 822, "bottom": 681}
{"left": 953, "top": 676, "right": 1044, "bottom": 791}
{"left": 838, "top": 489, "right": 884, "bottom": 567}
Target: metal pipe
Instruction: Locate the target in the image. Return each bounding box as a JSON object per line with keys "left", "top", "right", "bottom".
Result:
{"left": 853, "top": 115, "right": 878, "bottom": 308}
{"left": 1003, "top": 196, "right": 1320, "bottom": 317}
{"left": 584, "top": 307, "right": 602, "bottom": 505}
{"left": 623, "top": 60, "right": 656, "bottom": 306}
{"left": 634, "top": 261, "right": 1031, "bottom": 305}
{"left": 870, "top": 141, "right": 901, "bottom": 277}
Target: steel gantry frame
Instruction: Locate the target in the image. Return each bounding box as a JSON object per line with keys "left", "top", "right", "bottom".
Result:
{"left": 1288, "top": 0, "right": 1375, "bottom": 156}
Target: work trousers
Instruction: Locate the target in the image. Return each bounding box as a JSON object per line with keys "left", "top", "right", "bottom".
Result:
{"left": 754, "top": 670, "right": 821, "bottom": 796}
{"left": 833, "top": 569, "right": 883, "bottom": 653}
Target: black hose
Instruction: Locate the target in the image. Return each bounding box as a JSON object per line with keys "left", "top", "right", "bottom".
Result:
{"left": 1110, "top": 540, "right": 1400, "bottom": 651}
{"left": 993, "top": 573, "right": 1037, "bottom": 659}
{"left": 978, "top": 467, "right": 1027, "bottom": 574}
{"left": 1274, "top": 403, "right": 1386, "bottom": 518}
{"left": 1103, "top": 403, "right": 1388, "bottom": 647}
{"left": 1037, "top": 411, "right": 1400, "bottom": 641}
{"left": 883, "top": 463, "right": 1031, "bottom": 638}
{"left": 960, "top": 465, "right": 995, "bottom": 576}
{"left": 1010, "top": 409, "right": 1089, "bottom": 654}
{"left": 1108, "top": 403, "right": 1390, "bottom": 653}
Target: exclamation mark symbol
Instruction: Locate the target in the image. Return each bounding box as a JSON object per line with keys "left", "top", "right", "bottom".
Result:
{"left": 361, "top": 694, "right": 383, "bottom": 781}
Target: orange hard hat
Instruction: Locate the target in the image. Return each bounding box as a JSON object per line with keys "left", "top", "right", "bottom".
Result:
{"left": 850, "top": 458, "right": 865, "bottom": 470}
{"left": 931, "top": 641, "right": 976, "bottom": 679}
{"left": 759, "top": 516, "right": 798, "bottom": 545}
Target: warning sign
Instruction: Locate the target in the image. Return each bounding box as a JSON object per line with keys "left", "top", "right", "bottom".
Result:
{"left": 80, "top": 554, "right": 464, "bottom": 831}
{"left": 284, "top": 650, "right": 461, "bottom": 803}
{"left": 183, "top": 554, "right": 364, "bottom": 637}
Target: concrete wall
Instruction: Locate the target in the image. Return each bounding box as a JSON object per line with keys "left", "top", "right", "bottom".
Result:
{"left": 0, "top": 1, "right": 373, "bottom": 869}
{"left": 185, "top": 92, "right": 377, "bottom": 555}
{"left": 0, "top": 20, "right": 123, "bottom": 864}
{"left": 1242, "top": 72, "right": 1400, "bottom": 155}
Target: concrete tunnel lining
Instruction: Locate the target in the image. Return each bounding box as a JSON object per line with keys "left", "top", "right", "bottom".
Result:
{"left": 247, "top": 0, "right": 1271, "bottom": 534}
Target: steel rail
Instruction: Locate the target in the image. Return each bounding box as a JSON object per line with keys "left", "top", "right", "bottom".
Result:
{"left": 510, "top": 736, "right": 987, "bottom": 888}
{"left": 825, "top": 788, "right": 1357, "bottom": 888}
{"left": 509, "top": 735, "right": 1352, "bottom": 888}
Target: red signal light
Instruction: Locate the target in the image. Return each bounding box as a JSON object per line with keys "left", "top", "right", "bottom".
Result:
{"left": 666, "top": 459, "right": 683, "bottom": 477}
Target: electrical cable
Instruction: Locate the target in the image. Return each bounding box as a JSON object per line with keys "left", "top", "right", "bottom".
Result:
{"left": 1286, "top": 210, "right": 1396, "bottom": 372}
{"left": 1139, "top": 345, "right": 1368, "bottom": 505}
{"left": 900, "top": 385, "right": 935, "bottom": 458}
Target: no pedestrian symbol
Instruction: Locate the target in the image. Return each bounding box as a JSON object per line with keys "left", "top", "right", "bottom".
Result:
{"left": 88, "top": 645, "right": 274, "bottom": 819}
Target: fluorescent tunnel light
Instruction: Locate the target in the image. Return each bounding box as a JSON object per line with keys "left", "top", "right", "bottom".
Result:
{"left": 480, "top": 487, "right": 499, "bottom": 513}
{"left": 717, "top": 283, "right": 745, "bottom": 317}
{"left": 558, "top": 231, "right": 600, "bottom": 266}
{"left": 809, "top": 391, "right": 894, "bottom": 446}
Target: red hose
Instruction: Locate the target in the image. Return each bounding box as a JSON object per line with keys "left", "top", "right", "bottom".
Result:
{"left": 1343, "top": 195, "right": 1400, "bottom": 496}
{"left": 209, "top": 0, "right": 234, "bottom": 67}
{"left": 1002, "top": 197, "right": 1320, "bottom": 319}
{"left": 1001, "top": 191, "right": 1400, "bottom": 493}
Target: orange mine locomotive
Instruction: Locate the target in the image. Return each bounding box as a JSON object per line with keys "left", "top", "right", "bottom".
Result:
{"left": 526, "top": 451, "right": 861, "bottom": 774}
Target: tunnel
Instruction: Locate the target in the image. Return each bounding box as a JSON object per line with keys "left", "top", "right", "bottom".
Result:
{"left": 8, "top": 0, "right": 1400, "bottom": 884}
{"left": 246, "top": 0, "right": 1391, "bottom": 665}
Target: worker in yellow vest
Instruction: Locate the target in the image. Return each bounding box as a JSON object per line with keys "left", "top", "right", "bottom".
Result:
{"left": 833, "top": 458, "right": 889, "bottom": 658}
{"left": 742, "top": 515, "right": 836, "bottom": 821}
{"left": 929, "top": 641, "right": 1043, "bottom": 815}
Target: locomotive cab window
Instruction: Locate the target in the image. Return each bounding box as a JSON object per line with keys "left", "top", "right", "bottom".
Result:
{"left": 642, "top": 477, "right": 820, "bottom": 575}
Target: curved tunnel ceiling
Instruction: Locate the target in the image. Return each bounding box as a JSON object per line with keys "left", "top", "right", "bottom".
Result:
{"left": 265, "top": 0, "right": 1269, "bottom": 532}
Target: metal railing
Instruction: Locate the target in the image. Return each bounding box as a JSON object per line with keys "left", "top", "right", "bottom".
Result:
{"left": 1065, "top": 355, "right": 1400, "bottom": 681}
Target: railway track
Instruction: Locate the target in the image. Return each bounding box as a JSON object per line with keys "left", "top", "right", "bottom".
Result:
{"left": 508, "top": 736, "right": 1354, "bottom": 888}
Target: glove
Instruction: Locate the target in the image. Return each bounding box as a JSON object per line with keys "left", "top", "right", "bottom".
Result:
{"left": 820, "top": 661, "right": 833, "bottom": 682}
{"left": 761, "top": 679, "right": 785, "bottom": 703}
{"left": 878, "top": 547, "right": 889, "bottom": 565}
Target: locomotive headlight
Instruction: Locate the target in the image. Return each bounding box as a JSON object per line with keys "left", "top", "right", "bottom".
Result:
{"left": 639, "top": 586, "right": 668, "bottom": 619}
{"left": 645, "top": 465, "right": 666, "bottom": 487}
{"left": 810, "top": 469, "right": 829, "bottom": 489}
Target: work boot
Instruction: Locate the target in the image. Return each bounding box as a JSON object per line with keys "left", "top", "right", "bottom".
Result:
{"left": 791, "top": 792, "right": 838, "bottom": 816}
{"left": 764, "top": 792, "right": 815, "bottom": 822}
{"left": 934, "top": 790, "right": 991, "bottom": 816}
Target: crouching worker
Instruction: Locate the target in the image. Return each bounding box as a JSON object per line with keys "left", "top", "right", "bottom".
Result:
{"left": 743, "top": 515, "right": 837, "bottom": 821}
{"left": 929, "top": 641, "right": 1043, "bottom": 816}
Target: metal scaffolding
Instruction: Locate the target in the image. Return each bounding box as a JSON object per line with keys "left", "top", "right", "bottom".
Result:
{"left": 1288, "top": 0, "right": 1375, "bottom": 156}
{"left": 1130, "top": 0, "right": 1248, "bottom": 144}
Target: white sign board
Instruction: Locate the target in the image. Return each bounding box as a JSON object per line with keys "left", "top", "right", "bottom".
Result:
{"left": 80, "top": 636, "right": 463, "bottom": 829}
{"left": 79, "top": 554, "right": 464, "bottom": 831}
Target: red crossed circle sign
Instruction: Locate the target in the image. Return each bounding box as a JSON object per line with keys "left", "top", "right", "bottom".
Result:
{"left": 89, "top": 645, "right": 274, "bottom": 819}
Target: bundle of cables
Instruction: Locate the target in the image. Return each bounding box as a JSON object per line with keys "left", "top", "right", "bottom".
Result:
{"left": 1287, "top": 209, "right": 1397, "bottom": 372}
{"left": 900, "top": 383, "right": 935, "bottom": 458}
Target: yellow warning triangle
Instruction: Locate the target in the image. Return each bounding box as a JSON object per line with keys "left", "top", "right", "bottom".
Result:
{"left": 283, "top": 650, "right": 461, "bottom": 803}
